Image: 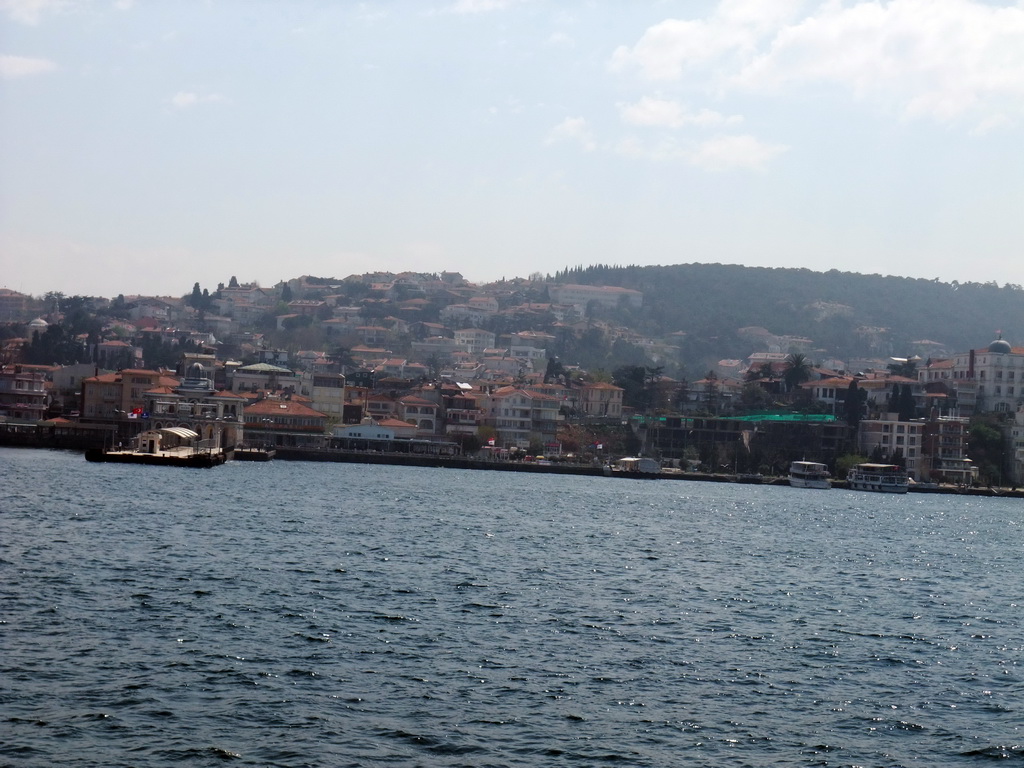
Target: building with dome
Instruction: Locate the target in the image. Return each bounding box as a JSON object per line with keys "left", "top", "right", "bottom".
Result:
{"left": 142, "top": 361, "right": 246, "bottom": 451}
{"left": 28, "top": 317, "right": 49, "bottom": 340}
{"left": 942, "top": 335, "right": 1024, "bottom": 415}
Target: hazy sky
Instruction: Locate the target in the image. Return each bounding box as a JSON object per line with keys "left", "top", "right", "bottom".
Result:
{"left": 3, "top": 0, "right": 1024, "bottom": 298}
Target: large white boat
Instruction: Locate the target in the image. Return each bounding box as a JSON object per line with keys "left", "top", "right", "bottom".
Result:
{"left": 846, "top": 463, "right": 909, "bottom": 494}
{"left": 789, "top": 460, "right": 831, "bottom": 489}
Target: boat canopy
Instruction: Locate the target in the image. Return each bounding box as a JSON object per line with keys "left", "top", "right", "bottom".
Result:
{"left": 159, "top": 427, "right": 199, "bottom": 440}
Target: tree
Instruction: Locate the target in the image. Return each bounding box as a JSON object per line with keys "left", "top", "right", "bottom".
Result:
{"left": 674, "top": 378, "right": 691, "bottom": 411}
{"left": 887, "top": 383, "right": 900, "bottom": 414}
{"left": 544, "top": 356, "right": 565, "bottom": 384}
{"left": 745, "top": 362, "right": 774, "bottom": 382}
{"left": 478, "top": 425, "right": 497, "bottom": 447}
{"left": 107, "top": 294, "right": 131, "bottom": 320}
{"left": 738, "top": 381, "right": 775, "bottom": 412}
{"left": 613, "top": 365, "right": 649, "bottom": 411}
{"left": 330, "top": 346, "right": 358, "bottom": 371}
{"left": 452, "top": 433, "right": 481, "bottom": 455}
{"left": 845, "top": 379, "right": 866, "bottom": 428}
{"left": 967, "top": 418, "right": 1007, "bottom": 486}
{"left": 836, "top": 453, "right": 869, "bottom": 479}
{"left": 703, "top": 370, "right": 720, "bottom": 414}
{"left": 22, "top": 323, "right": 89, "bottom": 365}
{"left": 643, "top": 365, "right": 664, "bottom": 409}
{"left": 229, "top": 275, "right": 239, "bottom": 288}
{"left": 282, "top": 314, "right": 313, "bottom": 331}
{"left": 280, "top": 283, "right": 293, "bottom": 302}
{"left": 783, "top": 353, "right": 813, "bottom": 392}
{"left": 43, "top": 291, "right": 64, "bottom": 313}
{"left": 424, "top": 353, "right": 449, "bottom": 379}
{"left": 897, "top": 384, "right": 915, "bottom": 421}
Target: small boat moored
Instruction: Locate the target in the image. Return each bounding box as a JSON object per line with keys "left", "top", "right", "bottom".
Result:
{"left": 789, "top": 460, "right": 831, "bottom": 489}
{"left": 846, "top": 463, "right": 909, "bottom": 494}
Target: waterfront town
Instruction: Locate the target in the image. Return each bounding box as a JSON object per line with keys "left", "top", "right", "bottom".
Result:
{"left": 1, "top": 271, "right": 1023, "bottom": 488}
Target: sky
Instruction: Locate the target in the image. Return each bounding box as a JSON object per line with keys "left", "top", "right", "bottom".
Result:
{"left": 2, "top": 0, "right": 1024, "bottom": 299}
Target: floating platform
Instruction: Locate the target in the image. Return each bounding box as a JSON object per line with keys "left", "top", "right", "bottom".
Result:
{"left": 84, "top": 447, "right": 227, "bottom": 468}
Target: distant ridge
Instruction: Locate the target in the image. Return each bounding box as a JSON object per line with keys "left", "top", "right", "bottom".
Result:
{"left": 554, "top": 263, "right": 1024, "bottom": 365}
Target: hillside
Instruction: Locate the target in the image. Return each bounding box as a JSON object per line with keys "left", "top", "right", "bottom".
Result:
{"left": 557, "top": 263, "right": 1024, "bottom": 369}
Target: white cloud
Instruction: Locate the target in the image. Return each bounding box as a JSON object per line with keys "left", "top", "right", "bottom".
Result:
{"left": 614, "top": 133, "right": 787, "bottom": 171}
{"left": 169, "top": 91, "right": 224, "bottom": 109}
{"left": 545, "top": 117, "right": 597, "bottom": 151}
{"left": 611, "top": 0, "right": 1024, "bottom": 128}
{"left": 618, "top": 96, "right": 741, "bottom": 129}
{"left": 0, "top": 54, "right": 57, "bottom": 78}
{"left": 445, "top": 0, "right": 527, "bottom": 13}
{"left": 609, "top": 1, "right": 807, "bottom": 81}
{"left": 0, "top": 0, "right": 67, "bottom": 24}
{"left": 747, "top": 0, "right": 1024, "bottom": 124}
{"left": 686, "top": 134, "right": 788, "bottom": 171}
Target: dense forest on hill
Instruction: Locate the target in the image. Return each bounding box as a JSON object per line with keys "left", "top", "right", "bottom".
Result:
{"left": 556, "top": 263, "right": 1024, "bottom": 367}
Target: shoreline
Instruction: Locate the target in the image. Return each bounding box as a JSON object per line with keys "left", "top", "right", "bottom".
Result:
{"left": 273, "top": 446, "right": 1022, "bottom": 497}
{"left": 2, "top": 434, "right": 1019, "bottom": 498}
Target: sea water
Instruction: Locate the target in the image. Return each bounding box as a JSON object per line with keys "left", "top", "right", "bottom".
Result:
{"left": 2, "top": 447, "right": 1022, "bottom": 767}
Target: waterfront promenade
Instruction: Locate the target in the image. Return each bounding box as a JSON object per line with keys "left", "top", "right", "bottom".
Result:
{"left": 3, "top": 421, "right": 1019, "bottom": 498}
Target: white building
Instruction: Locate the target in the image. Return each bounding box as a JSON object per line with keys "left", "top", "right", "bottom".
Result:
{"left": 858, "top": 415, "right": 924, "bottom": 480}
{"left": 549, "top": 284, "right": 643, "bottom": 311}
{"left": 455, "top": 328, "right": 496, "bottom": 356}
{"left": 440, "top": 304, "right": 494, "bottom": 328}
{"left": 483, "top": 386, "right": 561, "bottom": 448}
{"left": 942, "top": 337, "right": 1024, "bottom": 415}
{"left": 302, "top": 370, "right": 345, "bottom": 420}
{"left": 230, "top": 363, "right": 302, "bottom": 393}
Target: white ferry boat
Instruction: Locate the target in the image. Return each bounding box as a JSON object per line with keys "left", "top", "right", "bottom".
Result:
{"left": 846, "top": 463, "right": 909, "bottom": 494}
{"left": 789, "top": 460, "right": 831, "bottom": 489}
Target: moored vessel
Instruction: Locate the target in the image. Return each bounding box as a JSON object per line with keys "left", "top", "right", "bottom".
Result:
{"left": 846, "top": 463, "right": 909, "bottom": 494}
{"left": 789, "top": 460, "right": 831, "bottom": 489}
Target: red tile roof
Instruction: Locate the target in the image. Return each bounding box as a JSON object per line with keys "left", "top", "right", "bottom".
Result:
{"left": 244, "top": 399, "right": 327, "bottom": 418}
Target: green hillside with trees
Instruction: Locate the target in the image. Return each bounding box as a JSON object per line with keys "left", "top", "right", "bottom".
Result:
{"left": 557, "top": 263, "right": 1024, "bottom": 369}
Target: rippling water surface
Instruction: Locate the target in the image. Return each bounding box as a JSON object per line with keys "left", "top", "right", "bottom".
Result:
{"left": 2, "top": 447, "right": 1023, "bottom": 767}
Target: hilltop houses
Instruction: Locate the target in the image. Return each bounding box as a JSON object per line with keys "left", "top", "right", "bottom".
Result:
{"left": 9, "top": 270, "right": 1024, "bottom": 487}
